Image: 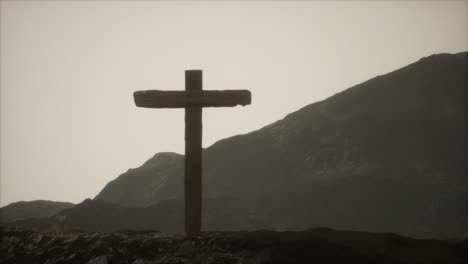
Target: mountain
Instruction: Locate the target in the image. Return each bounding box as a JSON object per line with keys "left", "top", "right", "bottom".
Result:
{"left": 95, "top": 152, "right": 185, "bottom": 208}
{"left": 95, "top": 52, "right": 468, "bottom": 238}
{"left": 0, "top": 200, "right": 74, "bottom": 223}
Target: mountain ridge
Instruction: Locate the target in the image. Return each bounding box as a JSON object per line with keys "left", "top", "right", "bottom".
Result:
{"left": 0, "top": 200, "right": 75, "bottom": 223}
{"left": 5, "top": 52, "right": 465, "bottom": 239}
{"left": 93, "top": 51, "right": 467, "bottom": 238}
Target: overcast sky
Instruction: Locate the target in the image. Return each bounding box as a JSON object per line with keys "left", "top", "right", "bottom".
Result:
{"left": 1, "top": 0, "right": 467, "bottom": 206}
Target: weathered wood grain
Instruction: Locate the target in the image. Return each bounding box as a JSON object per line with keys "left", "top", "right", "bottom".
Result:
{"left": 134, "top": 90, "right": 251, "bottom": 108}
{"left": 184, "top": 70, "right": 202, "bottom": 236}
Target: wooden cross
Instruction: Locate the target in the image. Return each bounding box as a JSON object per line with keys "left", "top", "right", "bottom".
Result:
{"left": 133, "top": 70, "right": 251, "bottom": 235}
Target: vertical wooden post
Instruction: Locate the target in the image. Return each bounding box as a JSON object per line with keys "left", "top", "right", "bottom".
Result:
{"left": 184, "top": 70, "right": 202, "bottom": 235}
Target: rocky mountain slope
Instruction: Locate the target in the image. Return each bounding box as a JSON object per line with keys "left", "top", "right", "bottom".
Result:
{"left": 94, "top": 52, "right": 468, "bottom": 239}
{"left": 0, "top": 201, "right": 74, "bottom": 223}
{"left": 1, "top": 224, "right": 467, "bottom": 264}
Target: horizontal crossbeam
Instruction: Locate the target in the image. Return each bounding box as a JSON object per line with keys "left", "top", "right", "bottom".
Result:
{"left": 134, "top": 90, "right": 251, "bottom": 108}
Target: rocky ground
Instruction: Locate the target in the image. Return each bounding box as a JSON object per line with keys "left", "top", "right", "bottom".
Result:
{"left": 1, "top": 224, "right": 467, "bottom": 264}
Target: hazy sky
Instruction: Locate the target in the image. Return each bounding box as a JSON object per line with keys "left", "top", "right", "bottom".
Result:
{"left": 1, "top": 0, "right": 467, "bottom": 206}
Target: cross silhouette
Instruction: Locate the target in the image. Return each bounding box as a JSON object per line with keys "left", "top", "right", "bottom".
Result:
{"left": 133, "top": 70, "right": 251, "bottom": 235}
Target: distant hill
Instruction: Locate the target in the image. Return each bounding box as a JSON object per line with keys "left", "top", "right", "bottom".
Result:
{"left": 11, "top": 198, "right": 252, "bottom": 233}
{"left": 0, "top": 200, "right": 74, "bottom": 223}
{"left": 94, "top": 52, "right": 468, "bottom": 238}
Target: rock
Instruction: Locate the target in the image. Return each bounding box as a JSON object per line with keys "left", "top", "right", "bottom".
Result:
{"left": 132, "top": 258, "right": 159, "bottom": 264}
{"left": 32, "top": 234, "right": 43, "bottom": 243}
{"left": 87, "top": 255, "right": 107, "bottom": 264}
{"left": 177, "top": 241, "right": 195, "bottom": 256}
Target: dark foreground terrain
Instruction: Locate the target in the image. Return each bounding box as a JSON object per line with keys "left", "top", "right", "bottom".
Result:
{"left": 1, "top": 225, "right": 467, "bottom": 264}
